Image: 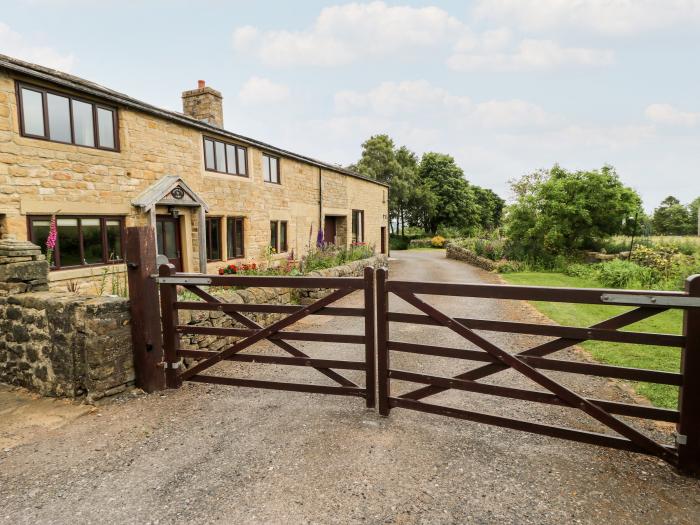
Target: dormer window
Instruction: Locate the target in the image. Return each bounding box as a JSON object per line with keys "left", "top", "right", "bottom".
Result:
{"left": 17, "top": 82, "right": 118, "bottom": 151}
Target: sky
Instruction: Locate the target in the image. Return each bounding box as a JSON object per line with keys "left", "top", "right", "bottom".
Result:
{"left": 1, "top": 0, "right": 699, "bottom": 210}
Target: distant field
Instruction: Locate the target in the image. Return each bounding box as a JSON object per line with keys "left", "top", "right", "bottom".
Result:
{"left": 501, "top": 272, "right": 682, "bottom": 409}
{"left": 606, "top": 235, "right": 700, "bottom": 255}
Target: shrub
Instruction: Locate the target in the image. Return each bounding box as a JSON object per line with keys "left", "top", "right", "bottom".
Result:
{"left": 389, "top": 235, "right": 410, "bottom": 250}
{"left": 495, "top": 260, "right": 524, "bottom": 273}
{"left": 596, "top": 259, "right": 655, "bottom": 288}
{"left": 431, "top": 235, "right": 446, "bottom": 248}
{"left": 564, "top": 263, "right": 595, "bottom": 279}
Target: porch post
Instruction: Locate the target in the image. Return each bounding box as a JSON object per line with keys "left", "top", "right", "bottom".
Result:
{"left": 198, "top": 206, "right": 207, "bottom": 273}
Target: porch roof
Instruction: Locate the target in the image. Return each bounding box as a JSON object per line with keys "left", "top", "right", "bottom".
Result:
{"left": 132, "top": 176, "right": 209, "bottom": 212}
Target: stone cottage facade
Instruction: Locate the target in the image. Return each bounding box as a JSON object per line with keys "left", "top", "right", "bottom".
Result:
{"left": 0, "top": 55, "right": 389, "bottom": 290}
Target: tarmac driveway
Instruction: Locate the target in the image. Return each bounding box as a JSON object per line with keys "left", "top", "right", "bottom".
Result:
{"left": 1, "top": 249, "right": 699, "bottom": 524}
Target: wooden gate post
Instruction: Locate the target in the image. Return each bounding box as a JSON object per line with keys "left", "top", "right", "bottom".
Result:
{"left": 363, "top": 266, "right": 376, "bottom": 408}
{"left": 126, "top": 226, "right": 165, "bottom": 392}
{"left": 376, "top": 267, "right": 390, "bottom": 416}
{"left": 678, "top": 274, "right": 700, "bottom": 474}
{"left": 159, "top": 263, "right": 182, "bottom": 389}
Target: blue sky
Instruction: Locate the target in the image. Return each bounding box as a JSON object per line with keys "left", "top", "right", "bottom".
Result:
{"left": 2, "top": 0, "right": 699, "bottom": 210}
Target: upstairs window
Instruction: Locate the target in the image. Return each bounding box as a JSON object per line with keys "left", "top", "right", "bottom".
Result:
{"left": 206, "top": 217, "right": 222, "bottom": 261}
{"left": 28, "top": 215, "right": 124, "bottom": 270}
{"left": 18, "top": 83, "right": 118, "bottom": 151}
{"left": 203, "top": 137, "right": 247, "bottom": 176}
{"left": 226, "top": 217, "right": 245, "bottom": 259}
{"left": 270, "top": 220, "right": 288, "bottom": 253}
{"left": 352, "top": 210, "right": 364, "bottom": 243}
{"left": 263, "top": 153, "right": 280, "bottom": 184}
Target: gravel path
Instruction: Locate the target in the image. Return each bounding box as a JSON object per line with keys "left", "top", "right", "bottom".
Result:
{"left": 1, "top": 249, "right": 699, "bottom": 524}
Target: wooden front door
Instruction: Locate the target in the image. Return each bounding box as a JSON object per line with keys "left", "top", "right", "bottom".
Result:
{"left": 156, "top": 216, "right": 183, "bottom": 271}
{"left": 381, "top": 226, "right": 387, "bottom": 254}
{"left": 324, "top": 217, "right": 337, "bottom": 245}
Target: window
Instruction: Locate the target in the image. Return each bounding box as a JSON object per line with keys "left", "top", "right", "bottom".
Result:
{"left": 270, "top": 220, "right": 288, "bottom": 253}
{"left": 27, "top": 216, "right": 125, "bottom": 270}
{"left": 203, "top": 137, "right": 247, "bottom": 176}
{"left": 18, "top": 82, "right": 118, "bottom": 151}
{"left": 226, "top": 217, "right": 245, "bottom": 259}
{"left": 206, "top": 217, "right": 222, "bottom": 261}
{"left": 352, "top": 210, "right": 364, "bottom": 243}
{"left": 263, "top": 153, "right": 280, "bottom": 184}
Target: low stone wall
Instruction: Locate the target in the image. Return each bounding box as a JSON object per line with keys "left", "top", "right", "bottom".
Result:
{"left": 446, "top": 243, "right": 499, "bottom": 271}
{"left": 178, "top": 255, "right": 388, "bottom": 362}
{"left": 0, "top": 293, "right": 133, "bottom": 400}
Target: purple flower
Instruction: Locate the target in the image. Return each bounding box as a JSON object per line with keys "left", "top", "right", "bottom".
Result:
{"left": 316, "top": 228, "right": 324, "bottom": 248}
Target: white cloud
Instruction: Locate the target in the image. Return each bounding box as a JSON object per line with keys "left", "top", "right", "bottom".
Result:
{"left": 448, "top": 38, "right": 614, "bottom": 71}
{"left": 233, "top": 1, "right": 464, "bottom": 67}
{"left": 238, "top": 76, "right": 290, "bottom": 106}
{"left": 473, "top": 0, "right": 700, "bottom": 35}
{"left": 334, "top": 80, "right": 555, "bottom": 128}
{"left": 645, "top": 103, "right": 700, "bottom": 127}
{"left": 0, "top": 22, "right": 75, "bottom": 71}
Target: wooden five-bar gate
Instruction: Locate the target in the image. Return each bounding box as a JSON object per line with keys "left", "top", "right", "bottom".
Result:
{"left": 125, "top": 227, "right": 700, "bottom": 474}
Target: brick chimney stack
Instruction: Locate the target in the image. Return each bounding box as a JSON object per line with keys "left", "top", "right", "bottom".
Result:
{"left": 182, "top": 80, "right": 223, "bottom": 128}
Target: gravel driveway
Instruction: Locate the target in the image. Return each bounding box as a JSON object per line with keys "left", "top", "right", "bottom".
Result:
{"left": 1, "top": 249, "right": 699, "bottom": 524}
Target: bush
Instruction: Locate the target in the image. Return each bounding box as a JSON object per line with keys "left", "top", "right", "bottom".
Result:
{"left": 389, "top": 235, "right": 410, "bottom": 250}
{"left": 596, "top": 260, "right": 655, "bottom": 288}
{"left": 431, "top": 235, "right": 446, "bottom": 248}
{"left": 495, "top": 260, "right": 524, "bottom": 273}
{"left": 408, "top": 238, "right": 433, "bottom": 248}
{"left": 301, "top": 243, "right": 375, "bottom": 273}
{"left": 564, "top": 263, "right": 595, "bottom": 279}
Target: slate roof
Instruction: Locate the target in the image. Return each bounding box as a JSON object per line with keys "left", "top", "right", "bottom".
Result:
{"left": 0, "top": 54, "right": 388, "bottom": 188}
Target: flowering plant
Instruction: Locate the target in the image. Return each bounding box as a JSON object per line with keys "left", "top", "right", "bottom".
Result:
{"left": 46, "top": 214, "right": 57, "bottom": 266}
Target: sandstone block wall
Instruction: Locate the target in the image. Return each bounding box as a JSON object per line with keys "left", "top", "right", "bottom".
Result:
{"left": 0, "top": 292, "right": 133, "bottom": 400}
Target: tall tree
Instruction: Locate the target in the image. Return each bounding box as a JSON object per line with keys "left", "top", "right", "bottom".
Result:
{"left": 392, "top": 146, "right": 419, "bottom": 235}
{"left": 652, "top": 196, "right": 693, "bottom": 235}
{"left": 354, "top": 134, "right": 400, "bottom": 184}
{"left": 505, "top": 165, "right": 641, "bottom": 263}
{"left": 418, "top": 152, "right": 479, "bottom": 234}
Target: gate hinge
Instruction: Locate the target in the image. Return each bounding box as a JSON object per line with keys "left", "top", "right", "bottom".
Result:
{"left": 676, "top": 433, "right": 688, "bottom": 445}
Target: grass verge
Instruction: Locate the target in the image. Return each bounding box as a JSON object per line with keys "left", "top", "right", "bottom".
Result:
{"left": 501, "top": 272, "right": 682, "bottom": 409}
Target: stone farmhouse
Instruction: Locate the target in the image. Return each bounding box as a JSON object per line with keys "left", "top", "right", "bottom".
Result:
{"left": 0, "top": 54, "right": 389, "bottom": 289}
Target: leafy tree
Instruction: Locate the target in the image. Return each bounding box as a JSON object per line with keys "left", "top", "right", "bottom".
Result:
{"left": 392, "top": 146, "right": 419, "bottom": 235}
{"left": 689, "top": 197, "right": 700, "bottom": 235}
{"left": 354, "top": 134, "right": 400, "bottom": 184}
{"left": 473, "top": 186, "right": 505, "bottom": 231}
{"left": 652, "top": 196, "right": 694, "bottom": 235}
{"left": 418, "top": 152, "right": 480, "bottom": 234}
{"left": 505, "top": 165, "right": 642, "bottom": 263}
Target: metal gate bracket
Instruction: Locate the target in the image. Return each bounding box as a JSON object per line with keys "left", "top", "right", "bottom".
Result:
{"left": 600, "top": 293, "right": 700, "bottom": 308}
{"left": 676, "top": 434, "right": 688, "bottom": 445}
{"left": 155, "top": 276, "right": 213, "bottom": 285}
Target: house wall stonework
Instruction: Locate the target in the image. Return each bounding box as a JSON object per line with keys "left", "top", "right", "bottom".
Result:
{"left": 0, "top": 69, "right": 389, "bottom": 290}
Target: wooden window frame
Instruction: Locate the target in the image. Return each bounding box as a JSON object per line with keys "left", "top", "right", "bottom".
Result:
{"left": 352, "top": 209, "right": 365, "bottom": 244}
{"left": 262, "top": 153, "right": 281, "bottom": 184}
{"left": 202, "top": 136, "right": 248, "bottom": 177}
{"left": 26, "top": 215, "right": 126, "bottom": 271}
{"left": 269, "top": 220, "right": 288, "bottom": 253}
{"left": 16, "top": 81, "right": 120, "bottom": 152}
{"left": 205, "top": 216, "right": 223, "bottom": 262}
{"left": 226, "top": 217, "right": 245, "bottom": 259}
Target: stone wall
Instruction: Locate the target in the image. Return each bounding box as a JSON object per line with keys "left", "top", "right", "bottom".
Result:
{"left": 178, "top": 255, "right": 388, "bottom": 364}
{"left": 0, "top": 235, "right": 48, "bottom": 295}
{"left": 0, "top": 292, "right": 132, "bottom": 400}
{"left": 446, "top": 243, "right": 499, "bottom": 272}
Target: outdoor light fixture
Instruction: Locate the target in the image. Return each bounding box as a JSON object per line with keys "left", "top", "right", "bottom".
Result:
{"left": 170, "top": 207, "right": 180, "bottom": 219}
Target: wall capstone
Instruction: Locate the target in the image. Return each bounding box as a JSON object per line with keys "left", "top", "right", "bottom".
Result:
{"left": 0, "top": 235, "right": 49, "bottom": 296}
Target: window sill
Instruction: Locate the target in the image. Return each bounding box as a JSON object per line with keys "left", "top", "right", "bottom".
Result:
{"left": 48, "top": 263, "right": 126, "bottom": 282}
{"left": 204, "top": 171, "right": 251, "bottom": 182}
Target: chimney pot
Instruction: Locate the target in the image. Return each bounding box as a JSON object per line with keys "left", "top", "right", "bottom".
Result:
{"left": 198, "top": 80, "right": 206, "bottom": 89}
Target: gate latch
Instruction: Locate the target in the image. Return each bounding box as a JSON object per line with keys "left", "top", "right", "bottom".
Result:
{"left": 600, "top": 293, "right": 700, "bottom": 308}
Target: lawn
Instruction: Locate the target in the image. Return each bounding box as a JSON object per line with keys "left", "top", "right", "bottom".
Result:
{"left": 501, "top": 272, "right": 683, "bottom": 409}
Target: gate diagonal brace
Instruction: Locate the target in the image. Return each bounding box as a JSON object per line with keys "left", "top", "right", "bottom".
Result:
{"left": 178, "top": 286, "right": 357, "bottom": 383}
{"left": 392, "top": 289, "right": 676, "bottom": 463}
{"left": 182, "top": 285, "right": 358, "bottom": 388}
{"left": 400, "top": 306, "right": 664, "bottom": 402}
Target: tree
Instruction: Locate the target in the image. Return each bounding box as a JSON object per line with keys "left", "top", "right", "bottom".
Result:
{"left": 354, "top": 134, "right": 400, "bottom": 184}
{"left": 473, "top": 186, "right": 505, "bottom": 231}
{"left": 689, "top": 197, "right": 700, "bottom": 235}
{"left": 505, "top": 165, "right": 642, "bottom": 263}
{"left": 652, "top": 196, "right": 693, "bottom": 235}
{"left": 418, "top": 152, "right": 480, "bottom": 234}
{"left": 392, "top": 146, "right": 419, "bottom": 235}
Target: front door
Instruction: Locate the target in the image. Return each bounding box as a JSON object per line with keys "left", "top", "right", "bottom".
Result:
{"left": 156, "top": 216, "right": 183, "bottom": 271}
{"left": 381, "top": 226, "right": 387, "bottom": 254}
{"left": 324, "top": 217, "right": 337, "bottom": 245}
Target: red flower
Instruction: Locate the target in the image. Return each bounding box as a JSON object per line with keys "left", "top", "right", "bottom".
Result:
{"left": 218, "top": 268, "right": 225, "bottom": 275}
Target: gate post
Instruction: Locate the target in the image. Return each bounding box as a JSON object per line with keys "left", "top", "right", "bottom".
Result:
{"left": 678, "top": 274, "right": 700, "bottom": 474}
{"left": 159, "top": 263, "right": 182, "bottom": 389}
{"left": 363, "top": 266, "right": 376, "bottom": 408}
{"left": 126, "top": 226, "right": 165, "bottom": 392}
{"left": 376, "top": 267, "right": 390, "bottom": 416}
